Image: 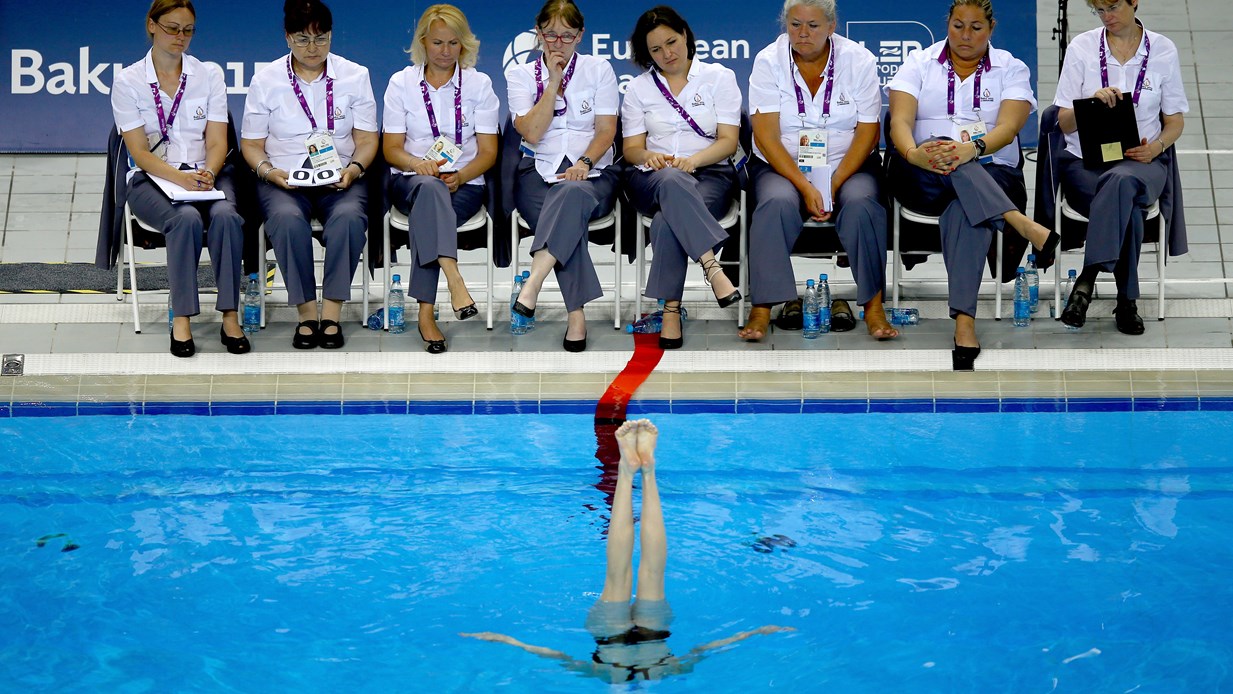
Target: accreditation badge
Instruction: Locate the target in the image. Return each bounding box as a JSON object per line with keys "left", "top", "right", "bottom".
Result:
{"left": 796, "top": 129, "right": 828, "bottom": 172}
{"left": 424, "top": 135, "right": 464, "bottom": 172}
{"left": 305, "top": 132, "right": 343, "bottom": 174}
{"left": 953, "top": 119, "right": 991, "bottom": 163}
{"left": 147, "top": 133, "right": 169, "bottom": 162}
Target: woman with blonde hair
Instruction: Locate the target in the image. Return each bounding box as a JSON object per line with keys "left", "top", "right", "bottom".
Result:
{"left": 382, "top": 4, "right": 499, "bottom": 353}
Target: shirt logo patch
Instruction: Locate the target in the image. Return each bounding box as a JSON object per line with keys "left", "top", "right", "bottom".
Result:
{"left": 837, "top": 92, "right": 850, "bottom": 106}
{"left": 981, "top": 88, "right": 994, "bottom": 102}
{"left": 580, "top": 99, "right": 592, "bottom": 115}
{"left": 334, "top": 106, "right": 345, "bottom": 119}
{"left": 1141, "top": 77, "right": 1153, "bottom": 91}
{"left": 193, "top": 106, "right": 206, "bottom": 120}
{"left": 691, "top": 94, "right": 705, "bottom": 107}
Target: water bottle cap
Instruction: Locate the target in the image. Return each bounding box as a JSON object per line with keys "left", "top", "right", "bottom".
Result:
{"left": 392, "top": 274, "right": 401, "bottom": 282}
{"left": 1028, "top": 253, "right": 1036, "bottom": 261}
{"left": 819, "top": 274, "right": 828, "bottom": 281}
{"left": 1068, "top": 269, "right": 1077, "bottom": 277}
{"left": 522, "top": 271, "right": 530, "bottom": 278}
{"left": 1017, "top": 267, "right": 1025, "bottom": 273}
{"left": 806, "top": 278, "right": 815, "bottom": 286}
{"left": 624, "top": 324, "right": 634, "bottom": 333}
{"left": 248, "top": 273, "right": 258, "bottom": 280}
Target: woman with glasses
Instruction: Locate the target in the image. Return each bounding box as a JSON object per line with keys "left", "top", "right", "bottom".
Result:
{"left": 241, "top": 0, "right": 377, "bottom": 349}
{"left": 887, "top": 0, "right": 1056, "bottom": 369}
{"left": 1054, "top": 0, "right": 1187, "bottom": 335}
{"left": 506, "top": 0, "right": 620, "bottom": 352}
{"left": 741, "top": 0, "right": 893, "bottom": 343}
{"left": 621, "top": 6, "right": 742, "bottom": 350}
{"left": 111, "top": 0, "right": 247, "bottom": 357}
{"left": 382, "top": 4, "right": 499, "bottom": 354}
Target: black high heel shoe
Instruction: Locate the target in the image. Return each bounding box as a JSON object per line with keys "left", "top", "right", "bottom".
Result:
{"left": 453, "top": 303, "right": 478, "bottom": 321}
{"left": 219, "top": 326, "right": 251, "bottom": 355}
{"left": 952, "top": 340, "right": 982, "bottom": 372}
{"left": 1060, "top": 284, "right": 1092, "bottom": 329}
{"left": 701, "top": 259, "right": 742, "bottom": 309}
{"left": 658, "top": 304, "right": 684, "bottom": 350}
{"left": 418, "top": 327, "right": 447, "bottom": 354}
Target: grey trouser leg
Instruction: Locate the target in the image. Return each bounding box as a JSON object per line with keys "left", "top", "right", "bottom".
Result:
{"left": 748, "top": 159, "right": 807, "bottom": 306}
{"left": 627, "top": 165, "right": 735, "bottom": 301}
{"left": 515, "top": 158, "right": 618, "bottom": 312}
{"left": 257, "top": 182, "right": 367, "bottom": 306}
{"left": 833, "top": 170, "right": 887, "bottom": 306}
{"left": 127, "top": 169, "right": 244, "bottom": 316}
{"left": 390, "top": 175, "right": 485, "bottom": 304}
{"left": 1060, "top": 154, "right": 1167, "bottom": 300}
{"left": 937, "top": 161, "right": 1019, "bottom": 318}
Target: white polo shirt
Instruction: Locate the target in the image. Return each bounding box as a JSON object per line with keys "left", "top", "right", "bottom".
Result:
{"left": 887, "top": 40, "right": 1036, "bottom": 168}
{"left": 506, "top": 53, "right": 618, "bottom": 180}
{"left": 1054, "top": 23, "right": 1188, "bottom": 158}
{"left": 111, "top": 51, "right": 227, "bottom": 169}
{"left": 621, "top": 59, "right": 741, "bottom": 158}
{"left": 748, "top": 34, "right": 881, "bottom": 166}
{"left": 242, "top": 52, "right": 378, "bottom": 172}
{"left": 383, "top": 64, "right": 501, "bottom": 186}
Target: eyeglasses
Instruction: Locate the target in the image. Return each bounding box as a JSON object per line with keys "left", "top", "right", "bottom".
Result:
{"left": 539, "top": 30, "right": 579, "bottom": 44}
{"left": 1090, "top": 1, "right": 1125, "bottom": 16}
{"left": 156, "top": 22, "right": 195, "bottom": 37}
{"left": 290, "top": 33, "right": 331, "bottom": 47}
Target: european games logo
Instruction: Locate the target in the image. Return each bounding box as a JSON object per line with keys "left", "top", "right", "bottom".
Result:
{"left": 844, "top": 20, "right": 935, "bottom": 97}
{"left": 503, "top": 29, "right": 539, "bottom": 73}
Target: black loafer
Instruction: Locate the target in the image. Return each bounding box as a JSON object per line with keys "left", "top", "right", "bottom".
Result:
{"left": 952, "top": 341, "right": 982, "bottom": 371}
{"left": 1060, "top": 286, "right": 1091, "bottom": 329}
{"left": 292, "top": 320, "right": 319, "bottom": 349}
{"left": 1114, "top": 300, "right": 1145, "bottom": 335}
{"left": 563, "top": 332, "right": 587, "bottom": 352}
{"left": 419, "top": 327, "right": 447, "bottom": 354}
{"left": 318, "top": 319, "right": 345, "bottom": 349}
{"left": 220, "top": 326, "right": 251, "bottom": 355}
{"left": 170, "top": 336, "right": 196, "bottom": 358}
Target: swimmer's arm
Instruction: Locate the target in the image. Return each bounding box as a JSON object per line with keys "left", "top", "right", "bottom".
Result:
{"left": 459, "top": 631, "right": 577, "bottom": 662}
{"left": 685, "top": 625, "right": 797, "bottom": 656}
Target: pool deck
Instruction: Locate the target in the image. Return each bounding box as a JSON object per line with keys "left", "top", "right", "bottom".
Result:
{"left": 3, "top": 0, "right": 1233, "bottom": 411}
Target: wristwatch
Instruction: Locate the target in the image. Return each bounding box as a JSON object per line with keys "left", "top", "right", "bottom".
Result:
{"left": 973, "top": 138, "right": 987, "bottom": 157}
{"left": 579, "top": 155, "right": 594, "bottom": 169}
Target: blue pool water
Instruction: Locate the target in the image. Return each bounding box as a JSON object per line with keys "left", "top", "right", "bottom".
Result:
{"left": 2, "top": 412, "right": 1232, "bottom": 691}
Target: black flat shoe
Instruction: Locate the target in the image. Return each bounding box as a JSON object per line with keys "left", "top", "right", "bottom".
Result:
{"left": 563, "top": 332, "right": 587, "bottom": 352}
{"left": 170, "top": 336, "right": 196, "bottom": 358}
{"left": 453, "top": 303, "right": 479, "bottom": 321}
{"left": 952, "top": 341, "right": 981, "bottom": 372}
{"left": 418, "top": 327, "right": 447, "bottom": 354}
{"left": 293, "top": 320, "right": 319, "bottom": 349}
{"left": 220, "top": 326, "right": 251, "bottom": 355}
{"left": 1060, "top": 286, "right": 1091, "bottom": 329}
{"left": 658, "top": 304, "right": 684, "bottom": 349}
{"left": 512, "top": 301, "right": 535, "bottom": 319}
{"left": 318, "top": 319, "right": 345, "bottom": 349}
{"left": 1114, "top": 299, "right": 1145, "bottom": 335}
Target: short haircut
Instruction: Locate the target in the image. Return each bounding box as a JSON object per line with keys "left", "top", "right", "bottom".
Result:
{"left": 629, "top": 6, "right": 696, "bottom": 71}
{"left": 408, "top": 4, "right": 481, "bottom": 69}
{"left": 1084, "top": 0, "right": 1130, "bottom": 9}
{"left": 284, "top": 0, "right": 333, "bottom": 36}
{"left": 146, "top": 0, "right": 195, "bottom": 39}
{"left": 780, "top": 0, "right": 837, "bottom": 27}
{"left": 536, "top": 0, "right": 585, "bottom": 32}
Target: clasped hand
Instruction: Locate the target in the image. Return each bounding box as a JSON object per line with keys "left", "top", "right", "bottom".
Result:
{"left": 183, "top": 169, "right": 214, "bottom": 191}
{"left": 644, "top": 152, "right": 699, "bottom": 174}
{"left": 910, "top": 140, "right": 977, "bottom": 175}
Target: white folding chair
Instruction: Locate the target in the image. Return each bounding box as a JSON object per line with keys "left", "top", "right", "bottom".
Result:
{"left": 380, "top": 205, "right": 495, "bottom": 330}
{"left": 256, "top": 218, "right": 369, "bottom": 328}
{"left": 1051, "top": 192, "right": 1166, "bottom": 321}
{"left": 509, "top": 201, "right": 624, "bottom": 330}
{"left": 115, "top": 202, "right": 165, "bottom": 334}
{"left": 634, "top": 191, "right": 745, "bottom": 324}
{"left": 891, "top": 200, "right": 1006, "bottom": 320}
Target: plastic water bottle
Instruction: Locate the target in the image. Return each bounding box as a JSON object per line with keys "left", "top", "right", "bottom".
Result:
{"left": 625, "top": 311, "right": 663, "bottom": 334}
{"left": 521, "top": 271, "right": 534, "bottom": 331}
{"left": 1026, "top": 253, "right": 1040, "bottom": 314}
{"left": 1061, "top": 269, "right": 1081, "bottom": 331}
{"left": 817, "top": 274, "right": 832, "bottom": 334}
{"left": 388, "top": 274, "right": 406, "bottom": 334}
{"left": 167, "top": 295, "right": 174, "bottom": 335}
{"left": 802, "top": 279, "right": 821, "bottom": 339}
{"left": 242, "top": 273, "right": 261, "bottom": 334}
{"left": 1013, "top": 267, "right": 1031, "bottom": 327}
{"left": 890, "top": 307, "right": 920, "bottom": 326}
{"left": 510, "top": 273, "right": 528, "bottom": 335}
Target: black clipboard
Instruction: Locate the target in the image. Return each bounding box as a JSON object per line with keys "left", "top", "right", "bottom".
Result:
{"left": 1073, "top": 96, "right": 1140, "bottom": 167}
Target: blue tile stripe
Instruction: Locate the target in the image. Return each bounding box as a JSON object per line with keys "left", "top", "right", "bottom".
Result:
{"left": 4, "top": 396, "right": 1231, "bottom": 416}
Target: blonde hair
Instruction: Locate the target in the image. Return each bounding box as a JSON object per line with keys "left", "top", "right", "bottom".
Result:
{"left": 408, "top": 4, "right": 480, "bottom": 69}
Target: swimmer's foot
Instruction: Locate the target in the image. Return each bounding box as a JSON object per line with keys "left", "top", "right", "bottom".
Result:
{"left": 615, "top": 420, "right": 643, "bottom": 474}
{"left": 634, "top": 419, "right": 658, "bottom": 473}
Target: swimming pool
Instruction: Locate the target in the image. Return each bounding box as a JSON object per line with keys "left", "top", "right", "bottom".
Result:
{"left": 3, "top": 412, "right": 1231, "bottom": 691}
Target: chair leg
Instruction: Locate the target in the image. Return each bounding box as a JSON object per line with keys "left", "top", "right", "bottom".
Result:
{"left": 125, "top": 226, "right": 142, "bottom": 334}
{"left": 258, "top": 224, "right": 268, "bottom": 329}
{"left": 738, "top": 190, "right": 748, "bottom": 328}
{"left": 361, "top": 235, "right": 369, "bottom": 327}
{"left": 613, "top": 205, "right": 622, "bottom": 330}
{"left": 994, "top": 231, "right": 1003, "bottom": 321}
{"left": 1157, "top": 217, "right": 1167, "bottom": 321}
{"left": 486, "top": 215, "right": 494, "bottom": 330}
{"left": 383, "top": 212, "right": 393, "bottom": 331}
{"left": 635, "top": 214, "right": 645, "bottom": 321}
{"left": 891, "top": 201, "right": 902, "bottom": 310}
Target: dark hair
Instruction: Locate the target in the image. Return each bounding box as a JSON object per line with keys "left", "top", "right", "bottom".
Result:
{"left": 630, "top": 6, "right": 696, "bottom": 71}
{"left": 947, "top": 0, "right": 995, "bottom": 24}
{"left": 284, "top": 0, "right": 332, "bottom": 35}
{"left": 536, "top": 0, "right": 584, "bottom": 32}
{"left": 146, "top": 0, "right": 195, "bottom": 39}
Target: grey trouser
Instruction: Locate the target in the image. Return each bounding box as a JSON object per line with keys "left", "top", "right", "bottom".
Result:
{"left": 1059, "top": 153, "right": 1168, "bottom": 300}
{"left": 389, "top": 175, "right": 486, "bottom": 304}
{"left": 256, "top": 181, "right": 367, "bottom": 306}
{"left": 748, "top": 155, "right": 887, "bottom": 306}
{"left": 126, "top": 167, "right": 244, "bottom": 316}
{"left": 515, "top": 157, "right": 619, "bottom": 312}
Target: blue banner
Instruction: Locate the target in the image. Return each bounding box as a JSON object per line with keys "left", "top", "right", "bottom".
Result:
{"left": 1, "top": 0, "right": 1036, "bottom": 152}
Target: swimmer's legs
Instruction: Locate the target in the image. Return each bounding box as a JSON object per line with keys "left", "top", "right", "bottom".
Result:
{"left": 601, "top": 420, "right": 641, "bottom": 602}
{"left": 635, "top": 421, "right": 666, "bottom": 602}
